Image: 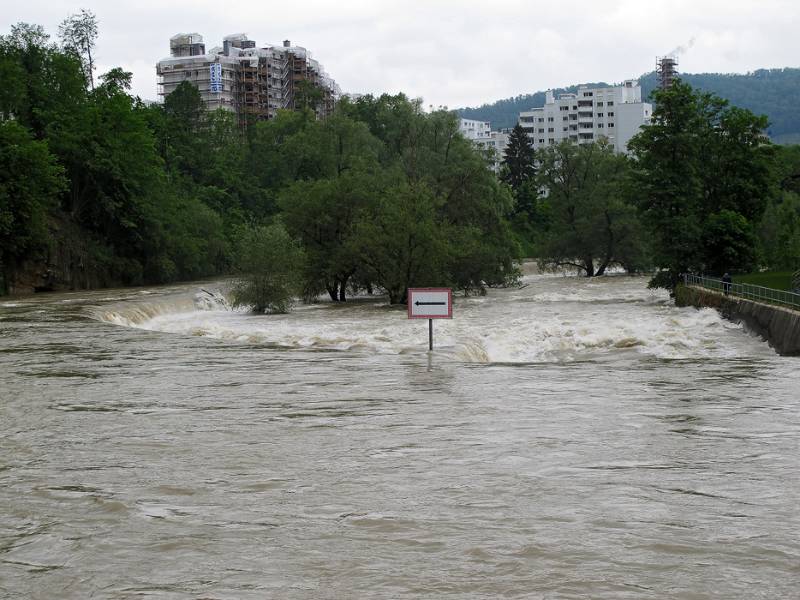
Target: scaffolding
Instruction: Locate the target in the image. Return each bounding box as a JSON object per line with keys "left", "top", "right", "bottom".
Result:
{"left": 157, "top": 32, "right": 339, "bottom": 131}
{"left": 656, "top": 56, "right": 678, "bottom": 90}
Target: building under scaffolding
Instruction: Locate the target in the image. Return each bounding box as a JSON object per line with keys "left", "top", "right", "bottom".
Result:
{"left": 656, "top": 56, "right": 679, "bottom": 90}
{"left": 156, "top": 33, "right": 339, "bottom": 128}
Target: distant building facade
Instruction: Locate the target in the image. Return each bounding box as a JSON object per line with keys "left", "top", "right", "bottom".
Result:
{"left": 474, "top": 130, "right": 510, "bottom": 172}
{"left": 518, "top": 80, "right": 652, "bottom": 153}
{"left": 458, "top": 118, "right": 509, "bottom": 171}
{"left": 458, "top": 118, "right": 492, "bottom": 141}
{"left": 156, "top": 33, "right": 339, "bottom": 126}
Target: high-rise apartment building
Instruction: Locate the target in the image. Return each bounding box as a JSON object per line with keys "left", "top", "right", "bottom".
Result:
{"left": 156, "top": 33, "right": 339, "bottom": 126}
{"left": 518, "top": 80, "right": 652, "bottom": 154}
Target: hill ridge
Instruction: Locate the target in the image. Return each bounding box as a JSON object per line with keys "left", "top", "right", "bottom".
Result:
{"left": 456, "top": 67, "right": 800, "bottom": 144}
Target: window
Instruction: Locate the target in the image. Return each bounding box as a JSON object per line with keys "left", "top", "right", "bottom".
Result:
{"left": 560, "top": 106, "right": 569, "bottom": 111}
{"left": 607, "top": 101, "right": 614, "bottom": 106}
{"left": 597, "top": 123, "right": 604, "bottom": 128}
{"left": 538, "top": 117, "right": 545, "bottom": 123}
{"left": 548, "top": 138, "right": 555, "bottom": 143}
{"left": 597, "top": 101, "right": 604, "bottom": 106}
{"left": 608, "top": 111, "right": 614, "bottom": 117}
{"left": 547, "top": 117, "right": 554, "bottom": 122}
{"left": 583, "top": 91, "right": 593, "bottom": 97}
{"left": 563, "top": 127, "right": 568, "bottom": 132}
{"left": 608, "top": 122, "right": 614, "bottom": 127}
{"left": 539, "top": 139, "right": 545, "bottom": 144}
{"left": 563, "top": 116, "right": 568, "bottom": 121}
{"left": 538, "top": 128, "right": 544, "bottom": 133}
{"left": 597, "top": 112, "right": 603, "bottom": 117}
{"left": 548, "top": 127, "right": 554, "bottom": 132}
{"left": 572, "top": 105, "right": 577, "bottom": 110}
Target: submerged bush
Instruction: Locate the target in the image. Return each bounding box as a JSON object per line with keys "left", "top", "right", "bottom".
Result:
{"left": 231, "top": 223, "right": 305, "bottom": 314}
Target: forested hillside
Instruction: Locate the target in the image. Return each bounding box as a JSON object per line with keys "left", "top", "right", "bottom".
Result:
{"left": 1, "top": 19, "right": 520, "bottom": 300}
{"left": 458, "top": 68, "right": 800, "bottom": 143}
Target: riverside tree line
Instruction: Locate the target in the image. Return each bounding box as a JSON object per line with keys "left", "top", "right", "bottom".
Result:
{"left": 2, "top": 17, "right": 799, "bottom": 309}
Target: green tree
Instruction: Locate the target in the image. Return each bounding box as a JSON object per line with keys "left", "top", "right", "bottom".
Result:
{"left": 354, "top": 183, "right": 451, "bottom": 304}
{"left": 58, "top": 9, "right": 98, "bottom": 89}
{"left": 0, "top": 121, "right": 65, "bottom": 290}
{"left": 628, "top": 80, "right": 772, "bottom": 288}
{"left": 231, "top": 222, "right": 305, "bottom": 313}
{"left": 278, "top": 112, "right": 383, "bottom": 301}
{"left": 758, "top": 191, "right": 800, "bottom": 270}
{"left": 535, "top": 141, "right": 645, "bottom": 276}
{"left": 501, "top": 124, "right": 536, "bottom": 193}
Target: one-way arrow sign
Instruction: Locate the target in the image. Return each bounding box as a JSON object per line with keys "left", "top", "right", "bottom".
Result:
{"left": 408, "top": 288, "right": 452, "bottom": 319}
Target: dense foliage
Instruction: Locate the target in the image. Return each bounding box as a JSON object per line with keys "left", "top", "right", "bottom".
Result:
{"left": 231, "top": 223, "right": 305, "bottom": 313}
{"left": 628, "top": 81, "right": 773, "bottom": 288}
{"left": 498, "top": 80, "right": 800, "bottom": 288}
{"left": 4, "top": 17, "right": 799, "bottom": 303}
{"left": 0, "top": 19, "right": 520, "bottom": 304}
{"left": 458, "top": 68, "right": 800, "bottom": 143}
{"left": 535, "top": 141, "right": 646, "bottom": 276}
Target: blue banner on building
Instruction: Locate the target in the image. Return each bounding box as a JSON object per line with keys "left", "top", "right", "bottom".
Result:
{"left": 210, "top": 63, "right": 222, "bottom": 93}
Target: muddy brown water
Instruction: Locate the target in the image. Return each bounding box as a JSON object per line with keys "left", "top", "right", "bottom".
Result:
{"left": 1, "top": 274, "right": 798, "bottom": 598}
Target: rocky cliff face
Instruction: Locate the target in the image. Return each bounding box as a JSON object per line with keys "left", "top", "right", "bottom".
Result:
{"left": 676, "top": 285, "right": 800, "bottom": 356}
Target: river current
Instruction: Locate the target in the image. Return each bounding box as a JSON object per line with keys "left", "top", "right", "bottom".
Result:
{"left": 1, "top": 272, "right": 798, "bottom": 599}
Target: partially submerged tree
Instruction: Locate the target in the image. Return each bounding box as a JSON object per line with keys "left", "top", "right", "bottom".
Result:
{"left": 231, "top": 223, "right": 305, "bottom": 313}
{"left": 535, "top": 141, "right": 645, "bottom": 276}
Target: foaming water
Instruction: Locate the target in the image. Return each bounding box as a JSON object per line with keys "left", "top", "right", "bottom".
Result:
{"left": 1, "top": 275, "right": 798, "bottom": 599}
{"left": 93, "top": 275, "right": 769, "bottom": 363}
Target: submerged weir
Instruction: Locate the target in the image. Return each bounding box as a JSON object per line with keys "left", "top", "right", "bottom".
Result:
{"left": 1, "top": 273, "right": 798, "bottom": 598}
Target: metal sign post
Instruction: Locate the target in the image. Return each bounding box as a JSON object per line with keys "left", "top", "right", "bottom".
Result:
{"left": 407, "top": 288, "right": 453, "bottom": 351}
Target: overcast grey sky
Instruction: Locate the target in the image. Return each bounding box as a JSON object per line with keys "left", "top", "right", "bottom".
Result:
{"left": 3, "top": 0, "right": 798, "bottom": 109}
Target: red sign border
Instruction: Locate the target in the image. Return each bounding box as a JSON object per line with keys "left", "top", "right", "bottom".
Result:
{"left": 407, "top": 288, "right": 453, "bottom": 319}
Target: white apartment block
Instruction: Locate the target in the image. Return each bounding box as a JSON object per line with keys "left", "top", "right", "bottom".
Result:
{"left": 459, "top": 118, "right": 509, "bottom": 171}
{"left": 518, "top": 80, "right": 651, "bottom": 154}
{"left": 458, "top": 118, "right": 492, "bottom": 141}
{"left": 474, "top": 130, "right": 510, "bottom": 172}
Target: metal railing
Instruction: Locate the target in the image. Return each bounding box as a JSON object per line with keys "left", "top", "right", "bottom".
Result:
{"left": 683, "top": 274, "right": 800, "bottom": 311}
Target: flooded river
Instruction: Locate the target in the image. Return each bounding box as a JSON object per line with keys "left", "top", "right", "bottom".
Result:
{"left": 1, "top": 273, "right": 798, "bottom": 598}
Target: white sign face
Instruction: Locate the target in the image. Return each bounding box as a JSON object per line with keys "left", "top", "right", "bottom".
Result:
{"left": 407, "top": 288, "right": 452, "bottom": 319}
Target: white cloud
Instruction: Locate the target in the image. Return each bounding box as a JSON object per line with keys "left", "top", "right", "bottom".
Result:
{"left": 2, "top": 0, "right": 798, "bottom": 108}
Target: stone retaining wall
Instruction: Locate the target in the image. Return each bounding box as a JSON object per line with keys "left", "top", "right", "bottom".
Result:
{"left": 675, "top": 284, "right": 800, "bottom": 356}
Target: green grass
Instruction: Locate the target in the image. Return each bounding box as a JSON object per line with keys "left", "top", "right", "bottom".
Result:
{"left": 734, "top": 271, "right": 794, "bottom": 291}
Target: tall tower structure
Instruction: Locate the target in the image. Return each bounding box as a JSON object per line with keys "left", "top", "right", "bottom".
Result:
{"left": 656, "top": 56, "right": 678, "bottom": 90}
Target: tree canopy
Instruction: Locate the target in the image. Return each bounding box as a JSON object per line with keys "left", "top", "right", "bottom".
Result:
{"left": 628, "top": 80, "right": 773, "bottom": 288}
{"left": 0, "top": 19, "right": 520, "bottom": 301}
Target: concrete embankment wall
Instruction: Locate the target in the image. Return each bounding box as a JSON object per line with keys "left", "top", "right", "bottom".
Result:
{"left": 675, "top": 285, "right": 800, "bottom": 356}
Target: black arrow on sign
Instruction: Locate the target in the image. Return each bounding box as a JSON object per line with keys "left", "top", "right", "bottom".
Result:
{"left": 415, "top": 301, "right": 446, "bottom": 306}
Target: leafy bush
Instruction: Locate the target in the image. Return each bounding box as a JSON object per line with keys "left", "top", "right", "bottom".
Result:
{"left": 231, "top": 223, "right": 305, "bottom": 313}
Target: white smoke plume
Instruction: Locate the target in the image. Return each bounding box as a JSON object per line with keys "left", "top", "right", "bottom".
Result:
{"left": 667, "top": 37, "right": 696, "bottom": 58}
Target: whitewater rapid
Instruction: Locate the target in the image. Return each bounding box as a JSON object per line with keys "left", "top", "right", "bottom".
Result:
{"left": 91, "top": 273, "right": 771, "bottom": 363}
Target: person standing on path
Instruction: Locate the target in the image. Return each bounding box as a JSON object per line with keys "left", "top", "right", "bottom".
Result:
{"left": 722, "top": 272, "right": 732, "bottom": 295}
